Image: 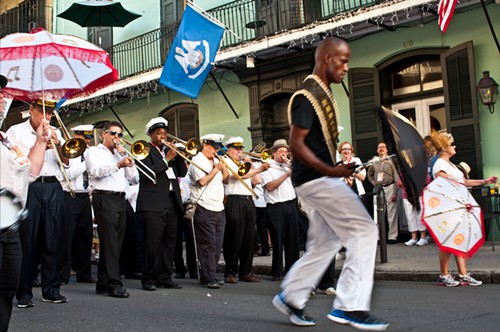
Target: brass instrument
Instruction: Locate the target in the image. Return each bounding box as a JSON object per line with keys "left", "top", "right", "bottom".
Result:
{"left": 243, "top": 149, "right": 272, "bottom": 162}
{"left": 220, "top": 149, "right": 251, "bottom": 176}
{"left": 53, "top": 111, "right": 86, "bottom": 159}
{"left": 120, "top": 139, "right": 157, "bottom": 184}
{"left": 214, "top": 152, "right": 258, "bottom": 199}
{"left": 162, "top": 135, "right": 207, "bottom": 174}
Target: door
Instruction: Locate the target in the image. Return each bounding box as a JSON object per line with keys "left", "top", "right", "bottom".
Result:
{"left": 391, "top": 96, "right": 445, "bottom": 137}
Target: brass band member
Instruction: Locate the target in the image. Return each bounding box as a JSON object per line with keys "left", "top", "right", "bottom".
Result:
{"left": 222, "top": 136, "right": 270, "bottom": 284}
{"left": 137, "top": 117, "right": 186, "bottom": 291}
{"left": 86, "top": 121, "right": 139, "bottom": 298}
{"left": 7, "top": 99, "right": 70, "bottom": 307}
{"left": 188, "top": 134, "right": 228, "bottom": 289}
{"left": 0, "top": 75, "right": 47, "bottom": 329}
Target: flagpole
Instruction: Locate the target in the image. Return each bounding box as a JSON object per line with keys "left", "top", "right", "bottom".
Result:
{"left": 187, "top": 0, "right": 240, "bottom": 41}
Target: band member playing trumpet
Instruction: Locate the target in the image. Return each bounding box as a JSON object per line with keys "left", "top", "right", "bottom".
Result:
{"left": 136, "top": 117, "right": 186, "bottom": 291}
{"left": 222, "top": 137, "right": 270, "bottom": 284}
{"left": 260, "top": 139, "right": 300, "bottom": 282}
{"left": 0, "top": 76, "right": 47, "bottom": 330}
{"left": 188, "top": 134, "right": 229, "bottom": 289}
{"left": 86, "top": 121, "right": 139, "bottom": 298}
{"left": 7, "top": 99, "right": 70, "bottom": 308}
{"left": 59, "top": 125, "right": 95, "bottom": 285}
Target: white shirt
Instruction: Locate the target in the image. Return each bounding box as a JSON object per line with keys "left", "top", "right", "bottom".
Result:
{"left": 433, "top": 158, "right": 464, "bottom": 184}
{"left": 61, "top": 149, "right": 89, "bottom": 193}
{"left": 86, "top": 143, "right": 139, "bottom": 193}
{"left": 188, "top": 152, "right": 225, "bottom": 212}
{"left": 126, "top": 184, "right": 139, "bottom": 212}
{"left": 252, "top": 161, "right": 266, "bottom": 208}
{"left": 341, "top": 156, "right": 366, "bottom": 196}
{"left": 6, "top": 119, "right": 66, "bottom": 182}
{"left": 224, "top": 157, "right": 253, "bottom": 196}
{"left": 180, "top": 176, "right": 191, "bottom": 204}
{"left": 260, "top": 167, "right": 296, "bottom": 204}
{"left": 0, "top": 138, "right": 31, "bottom": 207}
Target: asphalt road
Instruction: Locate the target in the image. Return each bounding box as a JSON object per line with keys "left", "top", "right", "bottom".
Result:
{"left": 8, "top": 276, "right": 500, "bottom": 332}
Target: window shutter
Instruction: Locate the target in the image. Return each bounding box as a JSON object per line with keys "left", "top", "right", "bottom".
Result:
{"left": 441, "top": 41, "right": 482, "bottom": 179}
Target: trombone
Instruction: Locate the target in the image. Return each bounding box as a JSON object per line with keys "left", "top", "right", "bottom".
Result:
{"left": 53, "top": 111, "right": 87, "bottom": 159}
{"left": 214, "top": 152, "right": 258, "bottom": 199}
{"left": 242, "top": 149, "right": 272, "bottom": 163}
{"left": 219, "top": 149, "right": 251, "bottom": 176}
{"left": 119, "top": 139, "right": 157, "bottom": 184}
{"left": 162, "top": 135, "right": 208, "bottom": 174}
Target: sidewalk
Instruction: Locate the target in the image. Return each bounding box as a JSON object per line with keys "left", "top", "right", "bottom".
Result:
{"left": 248, "top": 241, "right": 500, "bottom": 284}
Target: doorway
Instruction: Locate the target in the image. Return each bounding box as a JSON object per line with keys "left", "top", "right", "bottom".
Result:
{"left": 391, "top": 96, "right": 445, "bottom": 137}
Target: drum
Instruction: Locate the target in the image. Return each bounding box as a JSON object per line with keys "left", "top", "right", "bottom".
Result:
{"left": 0, "top": 187, "right": 27, "bottom": 236}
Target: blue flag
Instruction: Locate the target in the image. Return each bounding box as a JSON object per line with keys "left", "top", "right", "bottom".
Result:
{"left": 159, "top": 5, "right": 225, "bottom": 99}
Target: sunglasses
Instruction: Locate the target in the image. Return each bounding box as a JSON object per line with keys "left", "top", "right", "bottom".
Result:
{"left": 105, "top": 130, "right": 123, "bottom": 138}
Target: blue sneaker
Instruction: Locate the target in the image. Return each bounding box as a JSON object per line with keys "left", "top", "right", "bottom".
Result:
{"left": 272, "top": 293, "right": 316, "bottom": 327}
{"left": 327, "top": 309, "right": 389, "bottom": 331}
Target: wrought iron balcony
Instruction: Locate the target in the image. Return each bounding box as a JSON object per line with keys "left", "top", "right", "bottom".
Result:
{"left": 107, "top": 0, "right": 380, "bottom": 79}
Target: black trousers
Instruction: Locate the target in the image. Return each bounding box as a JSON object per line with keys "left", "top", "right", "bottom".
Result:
{"left": 60, "top": 194, "right": 93, "bottom": 282}
{"left": 141, "top": 195, "right": 178, "bottom": 284}
{"left": 120, "top": 202, "right": 142, "bottom": 276}
{"left": 0, "top": 232, "right": 21, "bottom": 332}
{"left": 16, "top": 181, "right": 64, "bottom": 301}
{"left": 92, "top": 192, "right": 126, "bottom": 289}
{"left": 255, "top": 206, "right": 269, "bottom": 254}
{"left": 267, "top": 199, "right": 300, "bottom": 278}
{"left": 193, "top": 205, "right": 225, "bottom": 283}
{"left": 223, "top": 196, "right": 256, "bottom": 278}
{"left": 174, "top": 206, "right": 197, "bottom": 277}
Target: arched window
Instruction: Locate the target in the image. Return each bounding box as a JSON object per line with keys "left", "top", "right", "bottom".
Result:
{"left": 160, "top": 102, "right": 199, "bottom": 140}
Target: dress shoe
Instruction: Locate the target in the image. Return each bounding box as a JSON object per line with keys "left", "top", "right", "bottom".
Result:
{"left": 224, "top": 275, "right": 238, "bottom": 284}
{"left": 157, "top": 280, "right": 182, "bottom": 289}
{"left": 109, "top": 287, "right": 130, "bottom": 298}
{"left": 77, "top": 277, "right": 96, "bottom": 283}
{"left": 240, "top": 273, "right": 260, "bottom": 282}
{"left": 142, "top": 283, "right": 157, "bottom": 291}
{"left": 42, "top": 293, "right": 68, "bottom": 304}
{"left": 207, "top": 281, "right": 220, "bottom": 289}
{"left": 387, "top": 239, "right": 397, "bottom": 244}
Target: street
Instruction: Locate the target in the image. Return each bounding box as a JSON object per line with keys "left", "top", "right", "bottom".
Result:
{"left": 8, "top": 276, "right": 500, "bottom": 332}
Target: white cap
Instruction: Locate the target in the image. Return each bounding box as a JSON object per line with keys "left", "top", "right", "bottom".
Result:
{"left": 224, "top": 136, "right": 244, "bottom": 148}
{"left": 338, "top": 125, "right": 344, "bottom": 132}
{"left": 145, "top": 117, "right": 168, "bottom": 135}
{"left": 71, "top": 124, "right": 94, "bottom": 132}
{"left": 200, "top": 133, "right": 224, "bottom": 147}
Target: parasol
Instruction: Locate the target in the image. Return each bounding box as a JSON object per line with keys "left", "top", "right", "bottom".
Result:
{"left": 422, "top": 176, "right": 485, "bottom": 257}
{"left": 57, "top": 0, "right": 142, "bottom": 46}
{"left": 375, "top": 105, "right": 428, "bottom": 209}
{"left": 0, "top": 28, "right": 118, "bottom": 102}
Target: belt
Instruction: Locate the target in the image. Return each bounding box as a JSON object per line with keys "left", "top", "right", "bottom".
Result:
{"left": 227, "top": 195, "right": 253, "bottom": 200}
{"left": 64, "top": 191, "right": 89, "bottom": 198}
{"left": 268, "top": 198, "right": 295, "bottom": 206}
{"left": 381, "top": 183, "right": 395, "bottom": 187}
{"left": 34, "top": 176, "right": 58, "bottom": 183}
{"left": 92, "top": 189, "right": 125, "bottom": 197}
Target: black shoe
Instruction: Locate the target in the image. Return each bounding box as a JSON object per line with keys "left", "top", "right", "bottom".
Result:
{"left": 189, "top": 272, "right": 198, "bottom": 279}
{"left": 175, "top": 272, "right": 185, "bottom": 279}
{"left": 95, "top": 284, "right": 108, "bottom": 295}
{"left": 157, "top": 280, "right": 182, "bottom": 289}
{"left": 17, "top": 299, "right": 35, "bottom": 308}
{"left": 42, "top": 294, "right": 68, "bottom": 304}
{"left": 77, "top": 277, "right": 96, "bottom": 283}
{"left": 142, "top": 283, "right": 157, "bottom": 291}
{"left": 207, "top": 281, "right": 220, "bottom": 289}
{"left": 109, "top": 287, "right": 129, "bottom": 298}
{"left": 387, "top": 239, "right": 397, "bottom": 245}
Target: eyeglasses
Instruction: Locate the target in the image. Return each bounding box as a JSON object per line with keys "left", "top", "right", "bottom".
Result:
{"left": 341, "top": 148, "right": 352, "bottom": 151}
{"left": 105, "top": 130, "right": 123, "bottom": 138}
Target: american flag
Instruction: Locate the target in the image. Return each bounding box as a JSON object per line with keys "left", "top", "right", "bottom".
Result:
{"left": 438, "top": 0, "right": 458, "bottom": 32}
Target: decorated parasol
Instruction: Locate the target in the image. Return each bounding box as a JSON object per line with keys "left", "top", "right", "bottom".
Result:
{"left": 0, "top": 28, "right": 118, "bottom": 102}
{"left": 422, "top": 176, "right": 485, "bottom": 258}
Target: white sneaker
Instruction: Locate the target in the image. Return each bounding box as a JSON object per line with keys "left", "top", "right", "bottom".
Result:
{"left": 335, "top": 251, "right": 346, "bottom": 261}
{"left": 405, "top": 239, "right": 418, "bottom": 246}
{"left": 316, "top": 287, "right": 336, "bottom": 295}
{"left": 416, "top": 238, "right": 428, "bottom": 246}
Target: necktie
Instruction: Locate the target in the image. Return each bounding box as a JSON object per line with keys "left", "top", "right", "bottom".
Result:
{"left": 81, "top": 154, "right": 89, "bottom": 190}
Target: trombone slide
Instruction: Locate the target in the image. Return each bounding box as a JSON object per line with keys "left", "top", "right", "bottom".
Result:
{"left": 117, "top": 141, "right": 157, "bottom": 184}
{"left": 215, "top": 154, "right": 258, "bottom": 199}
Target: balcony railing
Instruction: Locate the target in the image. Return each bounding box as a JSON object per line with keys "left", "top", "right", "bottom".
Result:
{"left": 0, "top": 1, "right": 53, "bottom": 35}
{"left": 107, "top": 0, "right": 380, "bottom": 79}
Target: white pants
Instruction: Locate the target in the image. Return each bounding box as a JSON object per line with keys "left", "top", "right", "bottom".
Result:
{"left": 402, "top": 198, "right": 426, "bottom": 232}
{"left": 281, "top": 177, "right": 378, "bottom": 311}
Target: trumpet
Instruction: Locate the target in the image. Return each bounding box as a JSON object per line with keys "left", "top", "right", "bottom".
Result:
{"left": 160, "top": 137, "right": 208, "bottom": 175}
{"left": 119, "top": 139, "right": 157, "bottom": 184}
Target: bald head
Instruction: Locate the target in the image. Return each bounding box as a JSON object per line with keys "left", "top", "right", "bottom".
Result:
{"left": 313, "top": 37, "right": 351, "bottom": 86}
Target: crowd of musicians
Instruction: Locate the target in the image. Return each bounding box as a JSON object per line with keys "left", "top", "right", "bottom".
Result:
{"left": 1, "top": 80, "right": 311, "bottom": 330}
